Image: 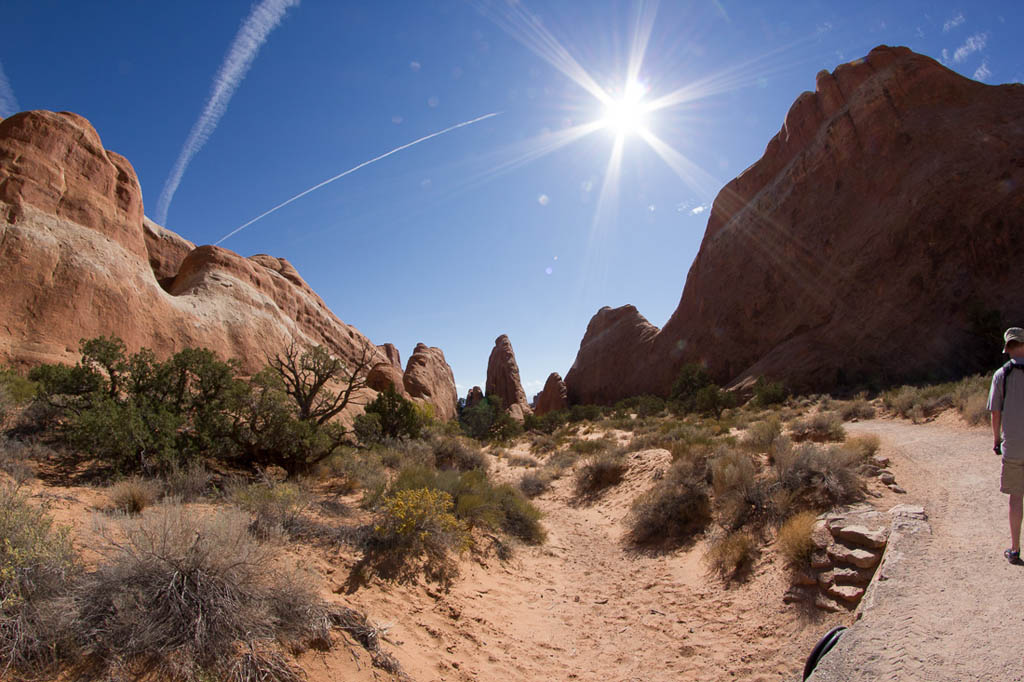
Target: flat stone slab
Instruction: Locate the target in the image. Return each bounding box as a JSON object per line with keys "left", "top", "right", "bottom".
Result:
{"left": 834, "top": 524, "right": 889, "bottom": 549}
{"left": 831, "top": 566, "right": 874, "bottom": 585}
{"left": 889, "top": 504, "right": 927, "bottom": 520}
{"left": 828, "top": 543, "right": 881, "bottom": 569}
{"left": 827, "top": 583, "right": 865, "bottom": 603}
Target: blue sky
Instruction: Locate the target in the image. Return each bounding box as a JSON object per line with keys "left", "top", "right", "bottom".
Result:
{"left": 2, "top": 1, "right": 1021, "bottom": 398}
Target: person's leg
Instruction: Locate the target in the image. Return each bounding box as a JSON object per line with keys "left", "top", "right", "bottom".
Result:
{"left": 1010, "top": 493, "right": 1023, "bottom": 553}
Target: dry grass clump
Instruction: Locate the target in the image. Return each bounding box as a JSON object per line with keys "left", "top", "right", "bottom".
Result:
{"left": 0, "top": 483, "right": 79, "bottom": 677}
{"left": 776, "top": 510, "right": 818, "bottom": 567}
{"left": 73, "top": 503, "right": 328, "bottom": 682}
{"left": 433, "top": 435, "right": 489, "bottom": 471}
{"left": 838, "top": 398, "right": 876, "bottom": 421}
{"left": 229, "top": 479, "right": 312, "bottom": 540}
{"left": 317, "top": 449, "right": 387, "bottom": 496}
{"left": 710, "top": 447, "right": 770, "bottom": 529}
{"left": 789, "top": 411, "right": 846, "bottom": 443}
{"left": 507, "top": 453, "right": 539, "bottom": 468}
{"left": 529, "top": 433, "right": 558, "bottom": 454}
{"left": 704, "top": 530, "right": 758, "bottom": 580}
{"left": 773, "top": 441, "right": 864, "bottom": 511}
{"left": 519, "top": 469, "right": 553, "bottom": 498}
{"left": 881, "top": 375, "right": 988, "bottom": 422}
{"left": 0, "top": 437, "right": 39, "bottom": 486}
{"left": 741, "top": 417, "right": 783, "bottom": 452}
{"left": 360, "top": 487, "right": 469, "bottom": 584}
{"left": 162, "top": 460, "right": 212, "bottom": 502}
{"left": 575, "top": 450, "right": 628, "bottom": 495}
{"left": 627, "top": 459, "right": 711, "bottom": 545}
{"left": 840, "top": 434, "right": 881, "bottom": 461}
{"left": 570, "top": 437, "right": 615, "bottom": 455}
{"left": 108, "top": 476, "right": 161, "bottom": 515}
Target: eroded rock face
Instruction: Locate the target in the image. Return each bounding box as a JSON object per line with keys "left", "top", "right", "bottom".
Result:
{"left": 0, "top": 110, "right": 461, "bottom": 420}
{"left": 379, "top": 343, "right": 402, "bottom": 369}
{"left": 534, "top": 372, "right": 568, "bottom": 416}
{"left": 566, "top": 46, "right": 1024, "bottom": 403}
{"left": 366, "top": 363, "right": 407, "bottom": 396}
{"left": 485, "top": 335, "right": 532, "bottom": 421}
{"left": 403, "top": 343, "right": 458, "bottom": 421}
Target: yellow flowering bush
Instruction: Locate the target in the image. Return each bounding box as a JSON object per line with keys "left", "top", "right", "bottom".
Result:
{"left": 365, "top": 488, "right": 469, "bottom": 584}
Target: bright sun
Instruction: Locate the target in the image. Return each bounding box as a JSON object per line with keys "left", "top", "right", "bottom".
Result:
{"left": 600, "top": 80, "right": 650, "bottom": 137}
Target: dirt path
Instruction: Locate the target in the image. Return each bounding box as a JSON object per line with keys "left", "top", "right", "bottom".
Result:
{"left": 811, "top": 415, "right": 1024, "bottom": 681}
{"left": 378, "top": 446, "right": 844, "bottom": 682}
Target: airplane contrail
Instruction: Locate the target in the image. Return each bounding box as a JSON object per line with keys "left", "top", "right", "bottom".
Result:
{"left": 0, "top": 60, "right": 19, "bottom": 117}
{"left": 155, "top": 0, "right": 300, "bottom": 226}
{"left": 214, "top": 111, "right": 501, "bottom": 245}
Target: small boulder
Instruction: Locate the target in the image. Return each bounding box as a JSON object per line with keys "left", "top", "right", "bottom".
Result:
{"left": 834, "top": 524, "right": 889, "bottom": 549}
{"left": 827, "top": 584, "right": 865, "bottom": 603}
{"left": 879, "top": 471, "right": 896, "bottom": 485}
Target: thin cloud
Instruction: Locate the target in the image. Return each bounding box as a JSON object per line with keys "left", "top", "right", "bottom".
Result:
{"left": 943, "top": 13, "right": 965, "bottom": 32}
{"left": 0, "top": 60, "right": 19, "bottom": 118}
{"left": 690, "top": 204, "right": 708, "bottom": 215}
{"left": 953, "top": 33, "right": 987, "bottom": 63}
{"left": 974, "top": 60, "right": 992, "bottom": 81}
{"left": 155, "top": 0, "right": 300, "bottom": 226}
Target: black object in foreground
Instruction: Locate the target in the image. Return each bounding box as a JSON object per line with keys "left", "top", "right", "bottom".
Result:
{"left": 802, "top": 626, "right": 848, "bottom": 680}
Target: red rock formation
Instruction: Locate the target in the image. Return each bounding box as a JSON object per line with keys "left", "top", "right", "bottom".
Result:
{"left": 366, "top": 363, "right": 407, "bottom": 396}
{"left": 403, "top": 343, "right": 458, "bottom": 421}
{"left": 0, "top": 109, "right": 460, "bottom": 419}
{"left": 564, "top": 306, "right": 660, "bottom": 406}
{"left": 566, "top": 46, "right": 1024, "bottom": 402}
{"left": 465, "top": 386, "right": 484, "bottom": 410}
{"left": 379, "top": 343, "right": 402, "bottom": 369}
{"left": 534, "top": 372, "right": 568, "bottom": 416}
{"left": 485, "top": 335, "right": 532, "bottom": 421}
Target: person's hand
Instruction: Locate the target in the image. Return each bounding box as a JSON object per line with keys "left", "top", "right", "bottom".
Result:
{"left": 995, "top": 442, "right": 1003, "bottom": 455}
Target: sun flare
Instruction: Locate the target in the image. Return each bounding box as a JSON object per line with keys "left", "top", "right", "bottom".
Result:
{"left": 600, "top": 80, "right": 650, "bottom": 137}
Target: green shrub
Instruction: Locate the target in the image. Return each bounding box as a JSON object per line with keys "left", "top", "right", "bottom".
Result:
{"left": 789, "top": 411, "right": 846, "bottom": 443}
{"left": 777, "top": 511, "right": 818, "bottom": 567}
{"left": 694, "top": 384, "right": 737, "bottom": 418}
{"left": 363, "top": 385, "right": 423, "bottom": 440}
{"left": 0, "top": 484, "right": 79, "bottom": 676}
{"left": 612, "top": 395, "right": 665, "bottom": 418}
{"left": 0, "top": 367, "right": 37, "bottom": 406}
{"left": 704, "top": 530, "right": 758, "bottom": 580}
{"left": 459, "top": 395, "right": 522, "bottom": 442}
{"left": 751, "top": 377, "right": 789, "bottom": 407}
{"left": 229, "top": 480, "right": 312, "bottom": 540}
{"left": 364, "top": 488, "right": 469, "bottom": 584}
{"left": 75, "top": 503, "right": 326, "bottom": 681}
{"left": 670, "top": 363, "right": 713, "bottom": 404}
{"left": 493, "top": 483, "right": 546, "bottom": 544}
{"left": 108, "top": 476, "right": 161, "bottom": 515}
{"left": 575, "top": 451, "right": 628, "bottom": 495}
{"left": 353, "top": 411, "right": 383, "bottom": 445}
{"left": 627, "top": 459, "right": 711, "bottom": 545}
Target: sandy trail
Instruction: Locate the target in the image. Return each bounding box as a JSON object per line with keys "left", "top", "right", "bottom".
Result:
{"left": 812, "top": 415, "right": 1024, "bottom": 681}
{"left": 380, "top": 446, "right": 845, "bottom": 682}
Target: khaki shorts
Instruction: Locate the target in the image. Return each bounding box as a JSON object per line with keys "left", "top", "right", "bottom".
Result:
{"left": 1002, "top": 458, "right": 1024, "bottom": 495}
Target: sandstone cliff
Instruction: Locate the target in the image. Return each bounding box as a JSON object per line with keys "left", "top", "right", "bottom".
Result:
{"left": 485, "top": 335, "right": 532, "bottom": 421}
{"left": 0, "top": 110, "right": 458, "bottom": 419}
{"left": 566, "top": 45, "right": 1024, "bottom": 403}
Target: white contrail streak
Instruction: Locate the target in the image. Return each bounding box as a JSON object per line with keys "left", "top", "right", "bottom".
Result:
{"left": 0, "top": 60, "right": 19, "bottom": 117}
{"left": 155, "top": 0, "right": 300, "bottom": 226}
{"left": 214, "top": 112, "right": 501, "bottom": 245}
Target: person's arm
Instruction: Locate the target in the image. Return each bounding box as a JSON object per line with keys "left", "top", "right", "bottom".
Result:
{"left": 994, "top": 409, "right": 1003, "bottom": 453}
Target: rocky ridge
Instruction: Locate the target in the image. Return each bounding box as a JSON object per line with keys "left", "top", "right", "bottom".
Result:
{"left": 565, "top": 45, "right": 1024, "bottom": 404}
{"left": 0, "top": 109, "right": 457, "bottom": 419}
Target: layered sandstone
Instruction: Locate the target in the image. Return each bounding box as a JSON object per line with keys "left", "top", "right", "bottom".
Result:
{"left": 0, "top": 110, "right": 458, "bottom": 419}
{"left": 485, "top": 335, "right": 532, "bottom": 421}
{"left": 533, "top": 372, "right": 568, "bottom": 416}
{"left": 566, "top": 45, "right": 1024, "bottom": 402}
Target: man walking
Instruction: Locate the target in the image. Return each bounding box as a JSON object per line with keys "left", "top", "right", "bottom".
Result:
{"left": 989, "top": 327, "right": 1024, "bottom": 564}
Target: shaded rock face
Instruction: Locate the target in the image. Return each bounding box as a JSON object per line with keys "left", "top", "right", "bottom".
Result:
{"left": 566, "top": 46, "right": 1024, "bottom": 403}
{"left": 0, "top": 110, "right": 460, "bottom": 420}
{"left": 366, "top": 363, "right": 407, "bottom": 396}
{"left": 465, "top": 386, "right": 484, "bottom": 410}
{"left": 485, "top": 335, "right": 532, "bottom": 421}
{"left": 534, "top": 372, "right": 568, "bottom": 416}
{"left": 564, "top": 306, "right": 661, "bottom": 406}
{"left": 403, "top": 343, "right": 458, "bottom": 421}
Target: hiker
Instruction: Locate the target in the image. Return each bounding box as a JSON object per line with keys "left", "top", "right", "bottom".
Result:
{"left": 988, "top": 327, "right": 1024, "bottom": 564}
